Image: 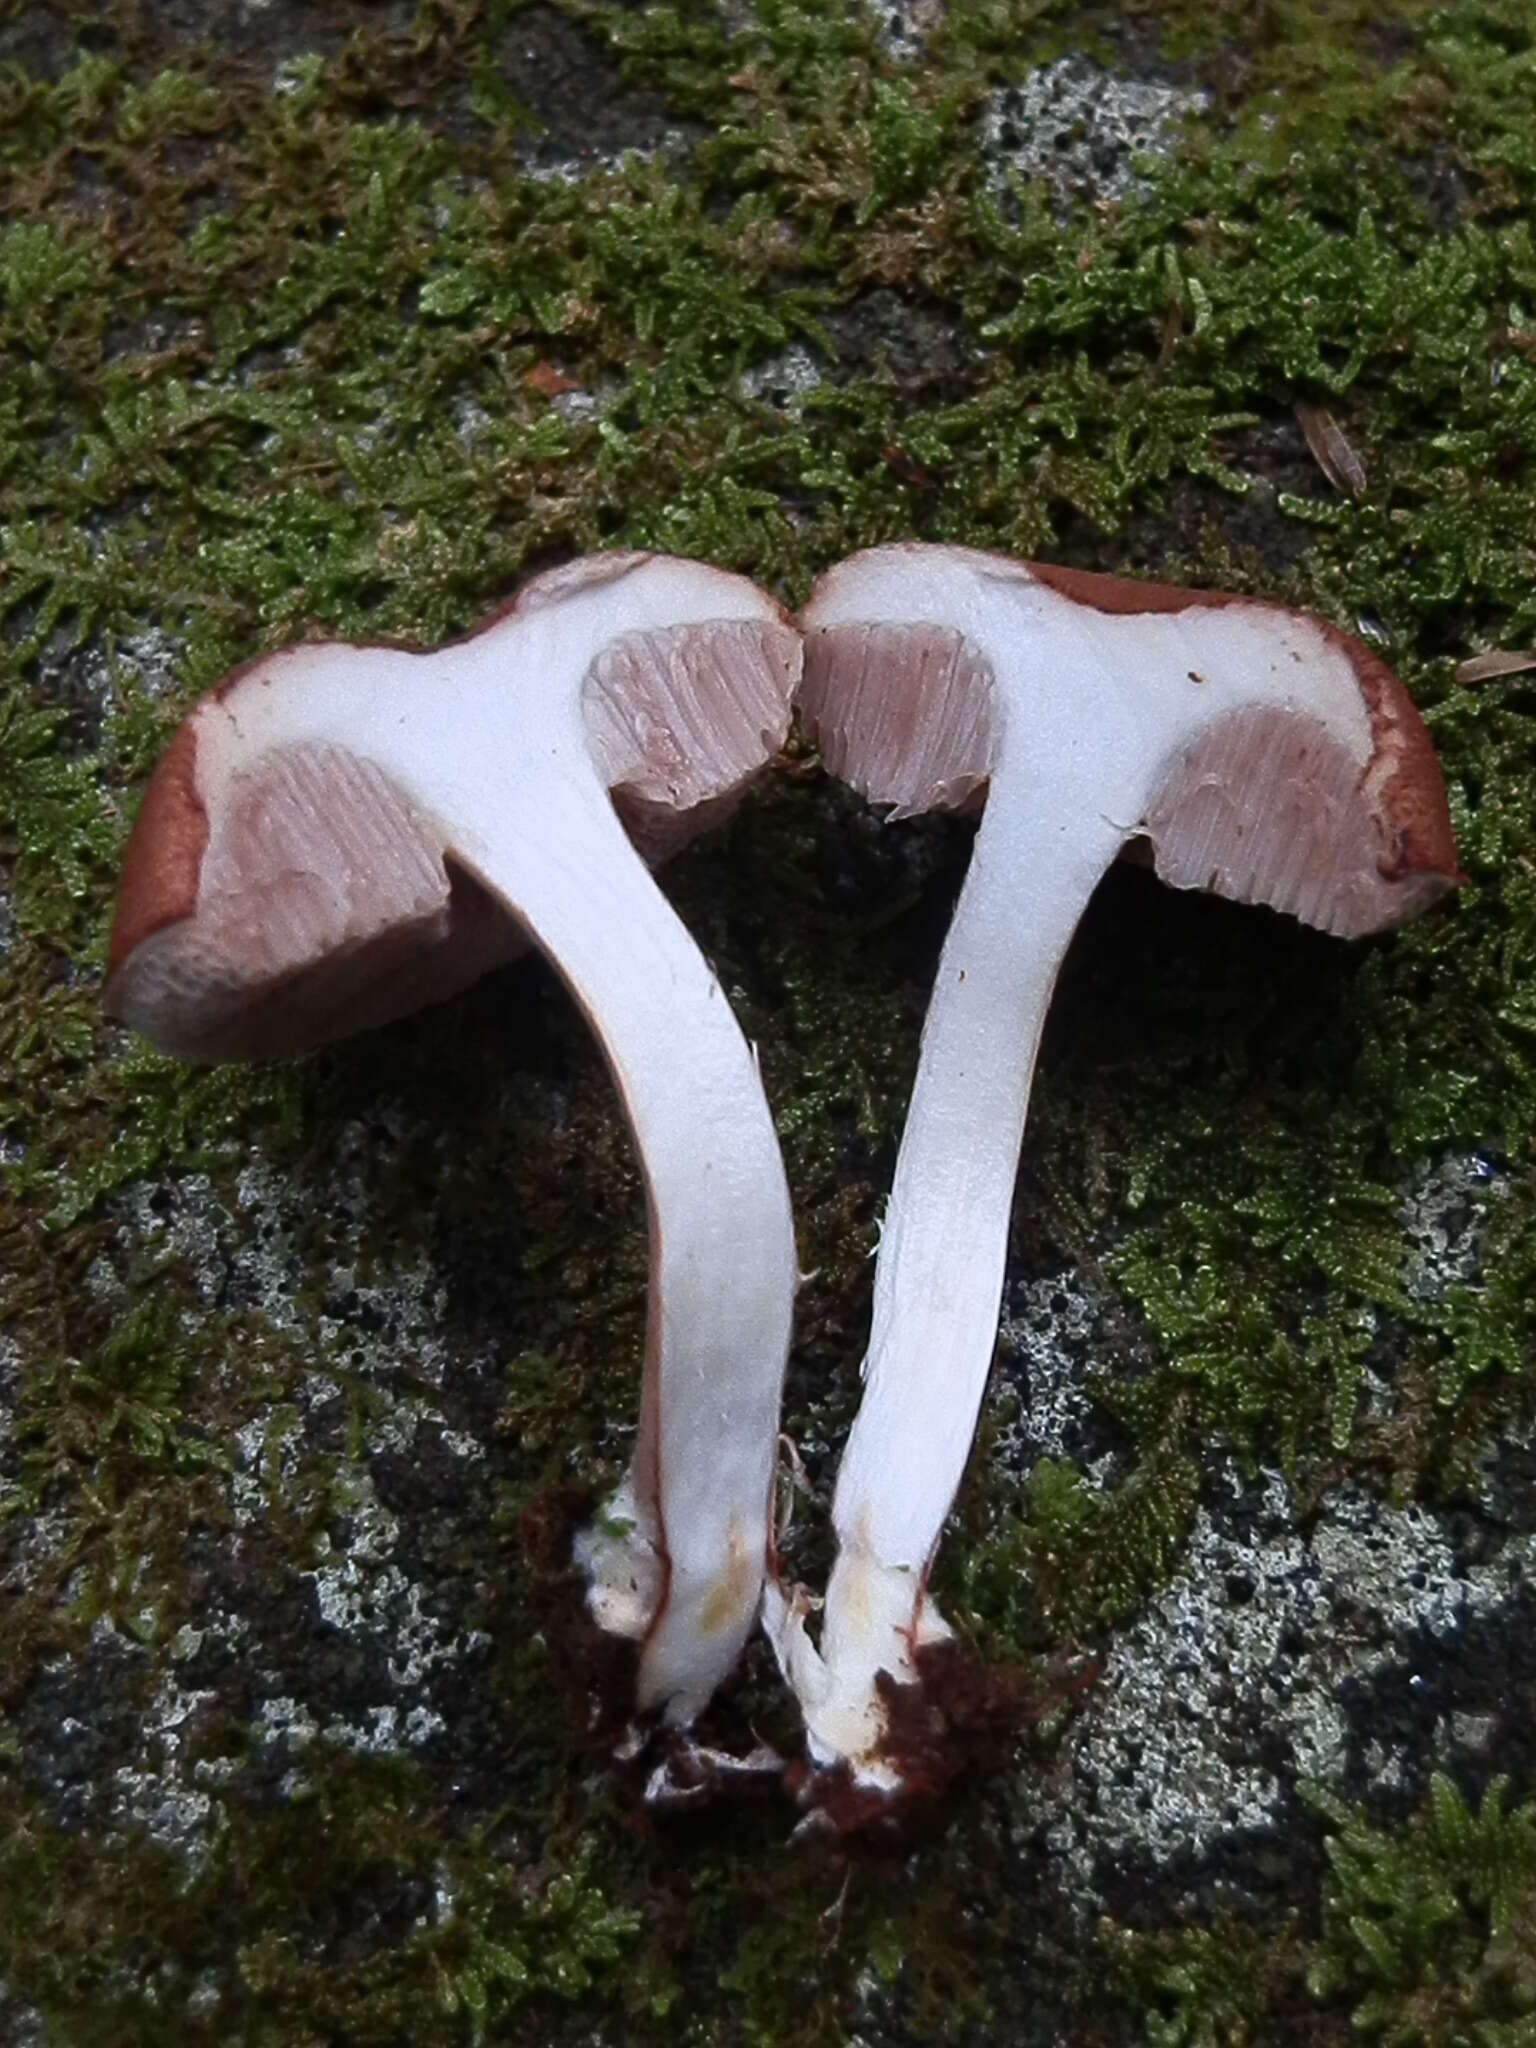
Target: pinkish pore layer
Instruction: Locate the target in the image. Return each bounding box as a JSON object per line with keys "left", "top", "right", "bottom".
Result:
{"left": 1143, "top": 702, "right": 1454, "bottom": 937}
{"left": 584, "top": 617, "right": 801, "bottom": 860}
{"left": 106, "top": 741, "right": 514, "bottom": 1060}
{"left": 800, "top": 622, "right": 996, "bottom": 816}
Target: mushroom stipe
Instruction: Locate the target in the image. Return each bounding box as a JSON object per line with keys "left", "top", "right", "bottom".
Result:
{"left": 105, "top": 544, "right": 1459, "bottom": 1814}
{"left": 106, "top": 551, "right": 801, "bottom": 1733}
{"left": 766, "top": 543, "right": 1460, "bottom": 1804}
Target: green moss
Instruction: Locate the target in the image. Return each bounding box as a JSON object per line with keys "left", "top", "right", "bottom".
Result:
{"left": 1098, "top": 1776, "right": 1536, "bottom": 2043}
{"left": 0, "top": 1759, "right": 642, "bottom": 2047}
{"left": 1097, "top": 1769, "right": 1536, "bottom": 2039}
{"left": 947, "top": 1441, "right": 1202, "bottom": 1652}
{"left": 1098, "top": 1911, "right": 1308, "bottom": 2046}
{"left": 1303, "top": 1773, "right": 1536, "bottom": 2043}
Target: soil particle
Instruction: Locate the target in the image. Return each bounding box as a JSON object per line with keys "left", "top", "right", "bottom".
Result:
{"left": 0, "top": 2, "right": 73, "bottom": 80}
{"left": 821, "top": 288, "right": 977, "bottom": 400}
{"left": 127, "top": 0, "right": 419, "bottom": 71}
{"left": 482, "top": 4, "right": 678, "bottom": 172}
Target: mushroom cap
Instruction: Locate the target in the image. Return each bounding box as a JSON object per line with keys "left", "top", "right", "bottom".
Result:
{"left": 107, "top": 553, "right": 799, "bottom": 1060}
{"left": 800, "top": 543, "right": 1461, "bottom": 939}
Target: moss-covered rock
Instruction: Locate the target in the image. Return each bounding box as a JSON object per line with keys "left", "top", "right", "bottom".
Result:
{"left": 1, "top": 0, "right": 1533, "bottom": 2040}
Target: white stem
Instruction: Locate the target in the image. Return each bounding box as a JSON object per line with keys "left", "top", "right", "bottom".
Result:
{"left": 451, "top": 763, "right": 797, "bottom": 1724}
{"left": 776, "top": 760, "right": 1128, "bottom": 1768}
{"left": 198, "top": 642, "right": 797, "bottom": 1726}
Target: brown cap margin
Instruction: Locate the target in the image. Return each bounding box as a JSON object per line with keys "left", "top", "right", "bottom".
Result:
{"left": 105, "top": 719, "right": 208, "bottom": 992}
{"left": 1028, "top": 563, "right": 1462, "bottom": 887}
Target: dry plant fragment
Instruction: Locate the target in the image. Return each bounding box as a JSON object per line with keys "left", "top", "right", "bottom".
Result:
{"left": 1456, "top": 649, "right": 1536, "bottom": 685}
{"left": 106, "top": 551, "right": 802, "bottom": 1728}
{"left": 768, "top": 542, "right": 1461, "bottom": 1795}
{"left": 1295, "top": 399, "right": 1369, "bottom": 498}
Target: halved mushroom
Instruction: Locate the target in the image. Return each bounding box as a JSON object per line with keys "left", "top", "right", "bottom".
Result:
{"left": 767, "top": 542, "right": 1461, "bottom": 1790}
{"left": 106, "top": 552, "right": 802, "bottom": 1728}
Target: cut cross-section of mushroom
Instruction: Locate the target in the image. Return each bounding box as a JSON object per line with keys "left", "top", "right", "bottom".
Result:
{"left": 106, "top": 552, "right": 802, "bottom": 1728}
{"left": 767, "top": 542, "right": 1461, "bottom": 1792}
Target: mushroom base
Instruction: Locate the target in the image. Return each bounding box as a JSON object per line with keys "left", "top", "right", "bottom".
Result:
{"left": 573, "top": 1473, "right": 667, "bottom": 1651}
{"left": 764, "top": 1545, "right": 954, "bottom": 1790}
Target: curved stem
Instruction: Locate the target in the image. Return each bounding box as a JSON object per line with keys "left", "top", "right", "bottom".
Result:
{"left": 776, "top": 764, "right": 1127, "bottom": 1767}
{"left": 201, "top": 643, "right": 797, "bottom": 1726}
{"left": 451, "top": 763, "right": 797, "bottom": 1724}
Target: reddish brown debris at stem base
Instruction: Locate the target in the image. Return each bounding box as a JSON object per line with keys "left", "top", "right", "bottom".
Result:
{"left": 785, "top": 1645, "right": 1100, "bottom": 1843}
